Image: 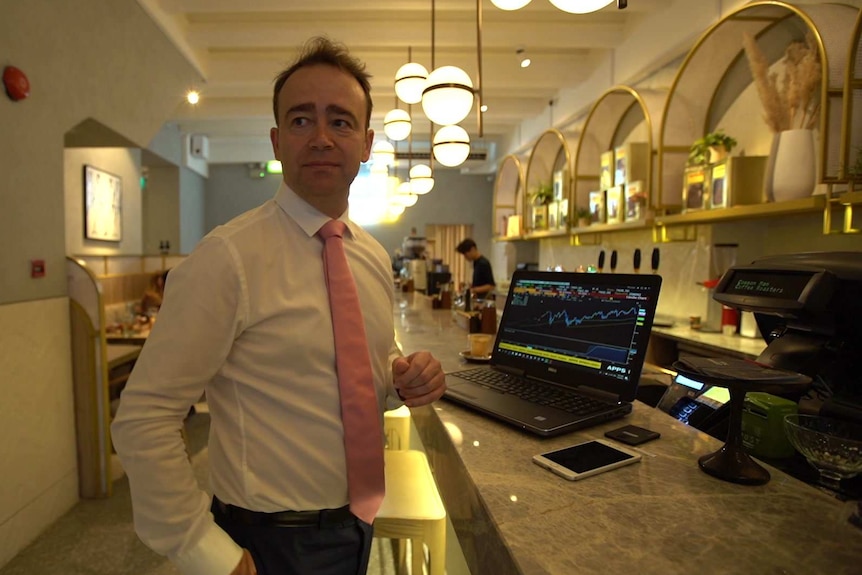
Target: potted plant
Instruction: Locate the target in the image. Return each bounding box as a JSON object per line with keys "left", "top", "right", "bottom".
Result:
{"left": 576, "top": 206, "right": 591, "bottom": 228}
{"left": 530, "top": 182, "right": 554, "bottom": 206}
{"left": 687, "top": 130, "right": 738, "bottom": 166}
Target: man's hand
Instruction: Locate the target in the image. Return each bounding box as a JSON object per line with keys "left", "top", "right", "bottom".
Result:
{"left": 392, "top": 351, "right": 446, "bottom": 407}
{"left": 230, "top": 549, "right": 257, "bottom": 575}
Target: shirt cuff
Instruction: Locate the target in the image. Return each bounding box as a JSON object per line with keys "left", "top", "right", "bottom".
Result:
{"left": 171, "top": 519, "right": 244, "bottom": 575}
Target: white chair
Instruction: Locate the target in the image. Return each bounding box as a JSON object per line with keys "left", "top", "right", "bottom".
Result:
{"left": 375, "top": 449, "right": 447, "bottom": 575}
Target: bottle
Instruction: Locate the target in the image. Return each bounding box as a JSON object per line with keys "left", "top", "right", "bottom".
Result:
{"left": 463, "top": 288, "right": 472, "bottom": 312}
{"left": 481, "top": 300, "right": 497, "bottom": 334}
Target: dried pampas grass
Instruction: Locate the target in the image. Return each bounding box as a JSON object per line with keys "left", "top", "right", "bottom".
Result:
{"left": 742, "top": 31, "right": 821, "bottom": 132}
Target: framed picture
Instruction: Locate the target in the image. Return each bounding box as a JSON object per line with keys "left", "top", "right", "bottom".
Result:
{"left": 600, "top": 151, "right": 614, "bottom": 190}
{"left": 558, "top": 198, "right": 569, "bottom": 229}
{"left": 589, "top": 190, "right": 606, "bottom": 223}
{"left": 710, "top": 162, "right": 728, "bottom": 209}
{"left": 606, "top": 185, "right": 623, "bottom": 224}
{"left": 552, "top": 169, "right": 565, "bottom": 201}
{"left": 531, "top": 205, "right": 548, "bottom": 230}
{"left": 625, "top": 180, "right": 647, "bottom": 221}
{"left": 683, "top": 166, "right": 709, "bottom": 212}
{"left": 84, "top": 165, "right": 122, "bottom": 242}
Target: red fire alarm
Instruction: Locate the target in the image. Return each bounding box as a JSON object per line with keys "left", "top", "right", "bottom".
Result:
{"left": 3, "top": 65, "right": 30, "bottom": 101}
{"left": 31, "top": 259, "right": 45, "bottom": 278}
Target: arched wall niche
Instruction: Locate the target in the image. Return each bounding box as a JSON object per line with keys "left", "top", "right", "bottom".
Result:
{"left": 659, "top": 0, "right": 858, "bottom": 209}
{"left": 840, "top": 9, "right": 862, "bottom": 181}
{"left": 524, "top": 129, "right": 578, "bottom": 235}
{"left": 493, "top": 154, "right": 525, "bottom": 238}
{"left": 573, "top": 85, "right": 667, "bottom": 219}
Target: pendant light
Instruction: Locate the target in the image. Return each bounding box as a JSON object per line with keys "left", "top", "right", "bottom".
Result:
{"left": 490, "top": 0, "right": 532, "bottom": 9}
{"left": 409, "top": 164, "right": 434, "bottom": 194}
{"left": 372, "top": 140, "right": 395, "bottom": 167}
{"left": 433, "top": 125, "right": 471, "bottom": 167}
{"left": 395, "top": 61, "right": 428, "bottom": 105}
{"left": 383, "top": 108, "right": 412, "bottom": 141}
{"left": 422, "top": 65, "right": 474, "bottom": 126}
{"left": 548, "top": 0, "right": 614, "bottom": 13}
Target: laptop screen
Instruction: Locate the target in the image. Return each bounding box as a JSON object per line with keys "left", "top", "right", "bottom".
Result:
{"left": 492, "top": 271, "right": 662, "bottom": 402}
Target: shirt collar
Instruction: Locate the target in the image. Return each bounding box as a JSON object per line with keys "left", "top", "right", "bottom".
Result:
{"left": 273, "top": 181, "right": 357, "bottom": 239}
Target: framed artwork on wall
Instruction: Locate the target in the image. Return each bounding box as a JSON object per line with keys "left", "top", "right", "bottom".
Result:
{"left": 84, "top": 165, "right": 122, "bottom": 242}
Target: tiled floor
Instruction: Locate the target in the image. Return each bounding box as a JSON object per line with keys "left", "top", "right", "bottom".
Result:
{"left": 0, "top": 411, "right": 396, "bottom": 575}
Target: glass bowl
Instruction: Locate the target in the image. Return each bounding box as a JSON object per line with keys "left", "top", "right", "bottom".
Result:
{"left": 784, "top": 414, "right": 862, "bottom": 488}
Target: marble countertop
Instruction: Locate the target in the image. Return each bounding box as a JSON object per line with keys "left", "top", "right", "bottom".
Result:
{"left": 393, "top": 293, "right": 861, "bottom": 575}
{"left": 651, "top": 324, "right": 766, "bottom": 359}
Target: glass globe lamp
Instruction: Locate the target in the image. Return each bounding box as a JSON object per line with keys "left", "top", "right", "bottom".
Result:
{"left": 409, "top": 164, "right": 434, "bottom": 194}
{"left": 422, "top": 66, "right": 474, "bottom": 126}
{"left": 433, "top": 125, "right": 471, "bottom": 167}
{"left": 383, "top": 109, "right": 411, "bottom": 141}
{"left": 372, "top": 140, "right": 395, "bottom": 167}
{"left": 394, "top": 62, "right": 428, "bottom": 105}
{"left": 490, "top": 0, "right": 532, "bottom": 9}
{"left": 548, "top": 0, "right": 614, "bottom": 14}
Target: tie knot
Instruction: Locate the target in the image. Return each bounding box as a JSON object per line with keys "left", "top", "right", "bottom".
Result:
{"left": 319, "top": 219, "right": 347, "bottom": 240}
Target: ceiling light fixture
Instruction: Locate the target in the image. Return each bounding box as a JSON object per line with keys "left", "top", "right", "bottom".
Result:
{"left": 409, "top": 164, "right": 434, "bottom": 194}
{"left": 433, "top": 125, "right": 471, "bottom": 167}
{"left": 372, "top": 140, "right": 395, "bottom": 167}
{"left": 490, "top": 0, "right": 532, "bottom": 9}
{"left": 394, "top": 48, "right": 428, "bottom": 105}
{"left": 422, "top": 65, "right": 474, "bottom": 126}
{"left": 516, "top": 48, "right": 531, "bottom": 68}
{"left": 186, "top": 90, "right": 200, "bottom": 105}
{"left": 383, "top": 108, "right": 412, "bottom": 141}
{"left": 548, "top": 0, "right": 614, "bottom": 13}
{"left": 490, "top": 0, "right": 619, "bottom": 14}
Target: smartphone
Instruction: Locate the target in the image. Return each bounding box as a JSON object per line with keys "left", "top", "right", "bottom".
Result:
{"left": 532, "top": 439, "right": 642, "bottom": 481}
{"left": 604, "top": 424, "right": 661, "bottom": 446}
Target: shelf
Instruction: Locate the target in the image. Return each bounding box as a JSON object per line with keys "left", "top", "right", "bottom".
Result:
{"left": 654, "top": 196, "right": 826, "bottom": 227}
{"left": 492, "top": 234, "right": 525, "bottom": 242}
{"left": 571, "top": 219, "right": 652, "bottom": 235}
{"left": 523, "top": 229, "right": 569, "bottom": 240}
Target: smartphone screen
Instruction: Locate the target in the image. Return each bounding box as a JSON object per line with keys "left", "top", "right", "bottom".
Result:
{"left": 533, "top": 439, "right": 641, "bottom": 480}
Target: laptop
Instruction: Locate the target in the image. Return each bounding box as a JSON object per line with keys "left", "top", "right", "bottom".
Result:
{"left": 444, "top": 270, "right": 662, "bottom": 436}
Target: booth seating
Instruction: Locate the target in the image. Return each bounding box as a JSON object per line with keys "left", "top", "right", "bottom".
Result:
{"left": 375, "top": 408, "right": 447, "bottom": 575}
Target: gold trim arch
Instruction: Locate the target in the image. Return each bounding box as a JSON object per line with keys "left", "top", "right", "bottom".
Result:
{"left": 840, "top": 8, "right": 862, "bottom": 181}
{"left": 493, "top": 154, "right": 525, "bottom": 238}
{"left": 524, "top": 129, "right": 578, "bottom": 234}
{"left": 573, "top": 85, "right": 668, "bottom": 211}
{"left": 659, "top": 0, "right": 858, "bottom": 204}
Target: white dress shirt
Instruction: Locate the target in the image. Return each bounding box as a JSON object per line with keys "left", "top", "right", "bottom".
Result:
{"left": 111, "top": 182, "right": 403, "bottom": 575}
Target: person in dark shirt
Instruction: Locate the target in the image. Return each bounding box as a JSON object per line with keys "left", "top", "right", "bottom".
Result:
{"left": 456, "top": 238, "right": 495, "bottom": 299}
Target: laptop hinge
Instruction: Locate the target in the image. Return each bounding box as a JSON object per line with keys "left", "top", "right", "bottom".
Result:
{"left": 496, "top": 365, "right": 526, "bottom": 377}
{"left": 577, "top": 385, "right": 622, "bottom": 403}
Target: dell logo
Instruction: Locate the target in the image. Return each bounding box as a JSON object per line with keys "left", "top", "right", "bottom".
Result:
{"left": 548, "top": 367, "right": 558, "bottom": 373}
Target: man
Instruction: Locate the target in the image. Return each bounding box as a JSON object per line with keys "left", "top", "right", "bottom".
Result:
{"left": 112, "top": 37, "right": 446, "bottom": 575}
{"left": 456, "top": 238, "right": 496, "bottom": 299}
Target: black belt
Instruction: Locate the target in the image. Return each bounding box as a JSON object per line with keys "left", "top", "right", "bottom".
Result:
{"left": 213, "top": 497, "right": 356, "bottom": 528}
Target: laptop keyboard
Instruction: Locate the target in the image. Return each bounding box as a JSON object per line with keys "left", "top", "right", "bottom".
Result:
{"left": 450, "top": 368, "right": 613, "bottom": 415}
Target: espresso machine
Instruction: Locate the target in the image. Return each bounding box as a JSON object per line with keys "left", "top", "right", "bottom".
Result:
{"left": 400, "top": 233, "right": 428, "bottom": 292}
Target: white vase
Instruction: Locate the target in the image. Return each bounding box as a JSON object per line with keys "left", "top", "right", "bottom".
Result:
{"left": 764, "top": 129, "right": 816, "bottom": 202}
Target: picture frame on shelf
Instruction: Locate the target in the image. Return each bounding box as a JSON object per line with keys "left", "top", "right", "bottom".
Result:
{"left": 589, "top": 190, "right": 606, "bottom": 223}
{"left": 709, "top": 156, "right": 767, "bottom": 209}
{"left": 558, "top": 198, "right": 569, "bottom": 229}
{"left": 606, "top": 185, "right": 623, "bottom": 224}
{"left": 552, "top": 169, "right": 565, "bottom": 201}
{"left": 683, "top": 166, "right": 709, "bottom": 212}
{"left": 600, "top": 151, "right": 614, "bottom": 190}
{"left": 531, "top": 205, "right": 548, "bottom": 230}
{"left": 83, "top": 164, "right": 123, "bottom": 242}
{"left": 506, "top": 214, "right": 523, "bottom": 237}
{"left": 548, "top": 203, "right": 557, "bottom": 230}
{"left": 614, "top": 142, "right": 649, "bottom": 186}
{"left": 624, "top": 180, "right": 646, "bottom": 222}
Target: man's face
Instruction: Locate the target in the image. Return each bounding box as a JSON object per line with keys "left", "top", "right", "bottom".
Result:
{"left": 270, "top": 64, "right": 373, "bottom": 215}
{"left": 462, "top": 247, "right": 478, "bottom": 262}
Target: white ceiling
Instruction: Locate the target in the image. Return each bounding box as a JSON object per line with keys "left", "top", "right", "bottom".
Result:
{"left": 140, "top": 0, "right": 667, "bottom": 163}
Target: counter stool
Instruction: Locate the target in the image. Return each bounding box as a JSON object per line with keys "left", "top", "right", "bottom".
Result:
{"left": 384, "top": 405, "right": 412, "bottom": 450}
{"left": 375, "top": 449, "right": 447, "bottom": 575}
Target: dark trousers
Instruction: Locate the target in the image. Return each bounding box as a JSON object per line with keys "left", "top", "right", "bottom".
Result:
{"left": 211, "top": 498, "right": 373, "bottom": 575}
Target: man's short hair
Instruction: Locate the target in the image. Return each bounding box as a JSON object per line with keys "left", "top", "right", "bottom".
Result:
{"left": 272, "top": 36, "right": 373, "bottom": 129}
{"left": 456, "top": 239, "right": 477, "bottom": 254}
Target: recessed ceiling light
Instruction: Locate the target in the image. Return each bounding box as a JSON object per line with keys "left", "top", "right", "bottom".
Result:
{"left": 480, "top": 105, "right": 488, "bottom": 112}
{"left": 186, "top": 90, "right": 200, "bottom": 105}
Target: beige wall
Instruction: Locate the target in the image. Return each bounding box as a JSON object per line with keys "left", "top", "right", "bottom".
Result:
{"left": 0, "top": 0, "right": 200, "bottom": 566}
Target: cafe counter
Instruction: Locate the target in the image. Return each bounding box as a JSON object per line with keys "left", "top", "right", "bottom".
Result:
{"left": 392, "top": 294, "right": 861, "bottom": 575}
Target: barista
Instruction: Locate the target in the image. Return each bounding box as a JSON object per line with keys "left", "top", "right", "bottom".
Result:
{"left": 456, "top": 238, "right": 495, "bottom": 299}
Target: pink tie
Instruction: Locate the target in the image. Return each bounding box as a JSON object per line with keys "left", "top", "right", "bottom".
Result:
{"left": 318, "top": 220, "right": 385, "bottom": 525}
